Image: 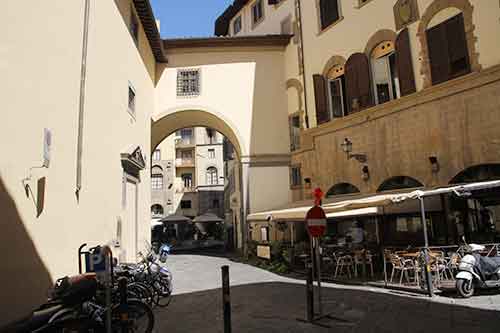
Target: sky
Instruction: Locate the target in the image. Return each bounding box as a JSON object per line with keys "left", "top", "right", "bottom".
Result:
{"left": 150, "top": 0, "right": 233, "bottom": 39}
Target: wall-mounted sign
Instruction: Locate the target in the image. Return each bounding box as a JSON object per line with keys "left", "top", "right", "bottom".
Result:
{"left": 257, "top": 245, "right": 271, "bottom": 260}
{"left": 43, "top": 128, "right": 52, "bottom": 168}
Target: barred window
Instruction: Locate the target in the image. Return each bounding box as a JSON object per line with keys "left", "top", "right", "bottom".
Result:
{"left": 177, "top": 69, "right": 200, "bottom": 97}
{"left": 151, "top": 174, "right": 163, "bottom": 190}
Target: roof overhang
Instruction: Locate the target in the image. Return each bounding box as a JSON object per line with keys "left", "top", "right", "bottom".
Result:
{"left": 163, "top": 34, "right": 292, "bottom": 51}
{"left": 132, "top": 0, "right": 167, "bottom": 63}
{"left": 215, "top": 0, "right": 252, "bottom": 36}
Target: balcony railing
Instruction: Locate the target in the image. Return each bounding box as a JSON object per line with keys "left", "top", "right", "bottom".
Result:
{"left": 175, "top": 158, "right": 195, "bottom": 167}
{"left": 175, "top": 186, "right": 197, "bottom": 193}
{"left": 175, "top": 137, "right": 195, "bottom": 147}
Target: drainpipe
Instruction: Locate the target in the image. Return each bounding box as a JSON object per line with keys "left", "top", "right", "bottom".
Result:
{"left": 75, "top": 0, "right": 91, "bottom": 199}
{"left": 296, "top": 0, "right": 310, "bottom": 129}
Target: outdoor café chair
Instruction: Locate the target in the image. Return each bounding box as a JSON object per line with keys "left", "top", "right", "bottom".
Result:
{"left": 389, "top": 254, "right": 416, "bottom": 285}
{"left": 354, "top": 250, "right": 374, "bottom": 278}
{"left": 334, "top": 254, "right": 354, "bottom": 278}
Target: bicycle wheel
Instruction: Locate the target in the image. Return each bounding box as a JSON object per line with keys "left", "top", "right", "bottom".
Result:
{"left": 152, "top": 277, "right": 172, "bottom": 308}
{"left": 113, "top": 299, "right": 154, "bottom": 333}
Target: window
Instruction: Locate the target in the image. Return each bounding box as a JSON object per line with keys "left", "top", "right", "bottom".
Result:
{"left": 152, "top": 149, "right": 161, "bottom": 161}
{"left": 326, "top": 64, "right": 346, "bottom": 118}
{"left": 206, "top": 128, "right": 215, "bottom": 144}
{"left": 208, "top": 149, "right": 216, "bottom": 159}
{"left": 289, "top": 115, "right": 301, "bottom": 151}
{"left": 233, "top": 16, "right": 242, "bottom": 35}
{"left": 178, "top": 128, "right": 194, "bottom": 145}
{"left": 319, "top": 0, "right": 340, "bottom": 30}
{"left": 290, "top": 166, "right": 302, "bottom": 187}
{"left": 252, "top": 0, "right": 264, "bottom": 26}
{"left": 426, "top": 13, "right": 470, "bottom": 85}
{"left": 207, "top": 167, "right": 218, "bottom": 185}
{"left": 180, "top": 200, "right": 192, "bottom": 209}
{"left": 151, "top": 174, "right": 163, "bottom": 190}
{"left": 371, "top": 41, "right": 399, "bottom": 105}
{"left": 151, "top": 204, "right": 164, "bottom": 217}
{"left": 260, "top": 226, "right": 270, "bottom": 242}
{"left": 128, "top": 83, "right": 136, "bottom": 117}
{"left": 130, "top": 7, "right": 139, "bottom": 44}
{"left": 177, "top": 69, "right": 200, "bottom": 97}
{"left": 182, "top": 174, "right": 193, "bottom": 188}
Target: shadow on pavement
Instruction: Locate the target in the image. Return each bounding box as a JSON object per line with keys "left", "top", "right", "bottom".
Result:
{"left": 156, "top": 282, "right": 500, "bottom": 333}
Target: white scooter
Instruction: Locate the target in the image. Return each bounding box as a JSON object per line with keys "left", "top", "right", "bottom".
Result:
{"left": 456, "top": 240, "right": 500, "bottom": 298}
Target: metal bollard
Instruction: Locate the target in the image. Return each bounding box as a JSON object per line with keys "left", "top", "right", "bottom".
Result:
{"left": 221, "top": 265, "right": 232, "bottom": 333}
{"left": 306, "top": 263, "right": 314, "bottom": 322}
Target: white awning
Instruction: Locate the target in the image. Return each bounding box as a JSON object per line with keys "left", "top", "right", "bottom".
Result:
{"left": 247, "top": 180, "right": 500, "bottom": 222}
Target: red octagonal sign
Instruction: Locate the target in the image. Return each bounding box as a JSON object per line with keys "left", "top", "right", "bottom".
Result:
{"left": 306, "top": 205, "right": 327, "bottom": 238}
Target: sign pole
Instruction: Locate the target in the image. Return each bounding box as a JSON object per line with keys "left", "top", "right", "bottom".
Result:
{"left": 314, "top": 237, "right": 323, "bottom": 316}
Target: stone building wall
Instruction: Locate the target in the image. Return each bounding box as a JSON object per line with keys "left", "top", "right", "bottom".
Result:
{"left": 292, "top": 65, "right": 500, "bottom": 197}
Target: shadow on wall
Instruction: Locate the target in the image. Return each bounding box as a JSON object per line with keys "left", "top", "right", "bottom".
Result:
{"left": 0, "top": 175, "right": 53, "bottom": 326}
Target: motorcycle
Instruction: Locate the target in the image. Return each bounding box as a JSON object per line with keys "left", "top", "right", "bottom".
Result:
{"left": 456, "top": 239, "right": 500, "bottom": 298}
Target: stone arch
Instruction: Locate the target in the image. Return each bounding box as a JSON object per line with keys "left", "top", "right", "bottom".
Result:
{"left": 417, "top": 0, "right": 480, "bottom": 88}
{"left": 377, "top": 176, "right": 424, "bottom": 192}
{"left": 152, "top": 107, "right": 245, "bottom": 158}
{"left": 449, "top": 164, "right": 500, "bottom": 184}
{"left": 364, "top": 29, "right": 397, "bottom": 57}
{"left": 326, "top": 182, "right": 361, "bottom": 197}
{"left": 151, "top": 165, "right": 163, "bottom": 172}
{"left": 322, "top": 55, "right": 347, "bottom": 77}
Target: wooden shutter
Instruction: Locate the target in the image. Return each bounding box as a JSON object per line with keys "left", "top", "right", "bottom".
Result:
{"left": 313, "top": 74, "right": 330, "bottom": 125}
{"left": 345, "top": 53, "right": 373, "bottom": 114}
{"left": 446, "top": 13, "right": 470, "bottom": 77}
{"left": 426, "top": 23, "right": 449, "bottom": 85}
{"left": 395, "top": 28, "right": 416, "bottom": 96}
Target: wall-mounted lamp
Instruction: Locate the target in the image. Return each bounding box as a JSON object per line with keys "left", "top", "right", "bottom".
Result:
{"left": 429, "top": 156, "right": 440, "bottom": 173}
{"left": 362, "top": 165, "right": 370, "bottom": 181}
{"left": 304, "top": 178, "right": 312, "bottom": 189}
{"left": 341, "top": 138, "right": 367, "bottom": 163}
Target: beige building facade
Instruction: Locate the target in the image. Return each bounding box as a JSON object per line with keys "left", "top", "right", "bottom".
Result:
{"left": 216, "top": 0, "right": 500, "bottom": 245}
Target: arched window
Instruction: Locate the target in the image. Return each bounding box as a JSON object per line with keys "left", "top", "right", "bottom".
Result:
{"left": 151, "top": 174, "right": 163, "bottom": 190}
{"left": 326, "top": 183, "right": 360, "bottom": 197}
{"left": 151, "top": 204, "right": 164, "bottom": 217}
{"left": 377, "top": 176, "right": 423, "bottom": 192}
{"left": 206, "top": 167, "right": 218, "bottom": 185}
{"left": 369, "top": 29, "right": 416, "bottom": 106}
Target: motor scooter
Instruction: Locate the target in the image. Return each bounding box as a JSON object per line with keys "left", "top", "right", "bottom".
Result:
{"left": 456, "top": 239, "right": 500, "bottom": 298}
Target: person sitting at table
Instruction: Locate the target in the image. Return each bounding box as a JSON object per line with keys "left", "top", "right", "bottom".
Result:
{"left": 347, "top": 221, "right": 365, "bottom": 249}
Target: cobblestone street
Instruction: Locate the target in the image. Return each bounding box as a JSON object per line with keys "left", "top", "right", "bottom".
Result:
{"left": 155, "top": 254, "right": 500, "bottom": 332}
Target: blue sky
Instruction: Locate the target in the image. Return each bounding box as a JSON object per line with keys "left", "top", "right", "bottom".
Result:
{"left": 150, "top": 0, "right": 233, "bottom": 39}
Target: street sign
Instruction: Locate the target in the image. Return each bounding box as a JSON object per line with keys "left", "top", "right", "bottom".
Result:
{"left": 306, "top": 205, "right": 327, "bottom": 237}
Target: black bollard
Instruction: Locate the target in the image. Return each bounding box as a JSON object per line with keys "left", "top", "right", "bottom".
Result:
{"left": 306, "top": 263, "right": 314, "bottom": 322}
{"left": 221, "top": 265, "right": 232, "bottom": 333}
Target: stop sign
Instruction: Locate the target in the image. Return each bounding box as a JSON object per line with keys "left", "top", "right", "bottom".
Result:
{"left": 306, "top": 205, "right": 327, "bottom": 238}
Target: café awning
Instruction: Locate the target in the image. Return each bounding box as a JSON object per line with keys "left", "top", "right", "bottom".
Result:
{"left": 247, "top": 180, "right": 500, "bottom": 222}
{"left": 193, "top": 213, "right": 224, "bottom": 223}
{"left": 160, "top": 215, "right": 192, "bottom": 224}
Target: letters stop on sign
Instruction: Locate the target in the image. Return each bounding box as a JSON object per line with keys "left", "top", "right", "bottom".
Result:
{"left": 306, "top": 205, "right": 327, "bottom": 237}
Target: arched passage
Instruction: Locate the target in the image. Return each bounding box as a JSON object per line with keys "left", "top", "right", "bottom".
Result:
{"left": 450, "top": 164, "right": 500, "bottom": 184}
{"left": 377, "top": 176, "right": 424, "bottom": 192}
{"left": 326, "top": 182, "right": 360, "bottom": 197}
{"left": 152, "top": 108, "right": 245, "bottom": 158}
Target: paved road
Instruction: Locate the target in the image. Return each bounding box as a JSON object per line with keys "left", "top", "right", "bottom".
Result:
{"left": 156, "top": 254, "right": 500, "bottom": 332}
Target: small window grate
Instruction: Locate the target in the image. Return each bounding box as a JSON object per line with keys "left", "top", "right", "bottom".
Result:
{"left": 177, "top": 69, "right": 200, "bottom": 97}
